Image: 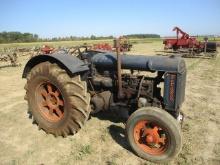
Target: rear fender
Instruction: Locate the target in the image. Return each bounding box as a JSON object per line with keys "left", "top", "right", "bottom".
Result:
{"left": 22, "top": 53, "right": 89, "bottom": 78}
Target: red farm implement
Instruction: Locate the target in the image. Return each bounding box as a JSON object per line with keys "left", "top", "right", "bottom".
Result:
{"left": 41, "top": 45, "right": 55, "bottom": 54}
{"left": 163, "top": 27, "right": 217, "bottom": 58}
{"left": 92, "top": 36, "right": 132, "bottom": 53}
{"left": 93, "top": 43, "right": 113, "bottom": 52}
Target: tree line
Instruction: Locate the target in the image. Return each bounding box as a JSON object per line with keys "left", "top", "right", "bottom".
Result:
{"left": 0, "top": 32, "right": 39, "bottom": 43}
{"left": 0, "top": 31, "right": 161, "bottom": 44}
{"left": 48, "top": 35, "right": 114, "bottom": 42}
{"left": 124, "top": 34, "right": 160, "bottom": 38}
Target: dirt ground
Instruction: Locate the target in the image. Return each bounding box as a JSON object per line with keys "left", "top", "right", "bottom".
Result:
{"left": 0, "top": 42, "right": 219, "bottom": 165}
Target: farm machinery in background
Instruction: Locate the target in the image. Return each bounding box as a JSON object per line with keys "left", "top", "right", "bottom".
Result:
{"left": 37, "top": 36, "right": 133, "bottom": 56}
{"left": 163, "top": 27, "right": 217, "bottom": 58}
{"left": 0, "top": 48, "right": 20, "bottom": 67}
{"left": 93, "top": 36, "right": 133, "bottom": 52}
{"left": 22, "top": 38, "right": 186, "bottom": 163}
{"left": 93, "top": 43, "right": 113, "bottom": 51}
{"left": 114, "top": 36, "right": 133, "bottom": 51}
{"left": 41, "top": 45, "right": 55, "bottom": 54}
{"left": 17, "top": 36, "right": 133, "bottom": 59}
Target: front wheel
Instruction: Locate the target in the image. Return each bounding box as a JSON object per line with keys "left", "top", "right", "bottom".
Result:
{"left": 126, "top": 107, "right": 182, "bottom": 163}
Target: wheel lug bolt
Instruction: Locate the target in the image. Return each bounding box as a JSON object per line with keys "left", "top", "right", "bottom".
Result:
{"left": 146, "top": 135, "right": 154, "bottom": 143}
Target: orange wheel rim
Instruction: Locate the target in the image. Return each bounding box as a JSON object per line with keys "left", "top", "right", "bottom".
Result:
{"left": 36, "top": 82, "right": 64, "bottom": 122}
{"left": 133, "top": 120, "right": 168, "bottom": 155}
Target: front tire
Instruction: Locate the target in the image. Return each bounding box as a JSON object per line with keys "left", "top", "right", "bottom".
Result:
{"left": 126, "top": 107, "right": 182, "bottom": 163}
{"left": 24, "top": 62, "right": 91, "bottom": 137}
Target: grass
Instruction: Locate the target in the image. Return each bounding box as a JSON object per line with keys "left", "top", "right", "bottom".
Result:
{"left": 106, "top": 153, "right": 120, "bottom": 165}
{"left": 106, "top": 160, "right": 118, "bottom": 165}
{"left": 74, "top": 144, "right": 92, "bottom": 160}
{"left": 0, "top": 38, "right": 162, "bottom": 49}
{"left": 197, "top": 36, "right": 220, "bottom": 42}
{"left": 0, "top": 36, "right": 219, "bottom": 49}
{"left": 187, "top": 58, "right": 203, "bottom": 71}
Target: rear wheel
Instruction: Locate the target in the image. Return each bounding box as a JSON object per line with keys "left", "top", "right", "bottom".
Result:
{"left": 24, "top": 62, "right": 91, "bottom": 137}
{"left": 126, "top": 107, "right": 182, "bottom": 163}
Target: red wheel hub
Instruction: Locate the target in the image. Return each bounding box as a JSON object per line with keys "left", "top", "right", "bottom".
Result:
{"left": 36, "top": 82, "right": 64, "bottom": 122}
{"left": 133, "top": 120, "right": 168, "bottom": 155}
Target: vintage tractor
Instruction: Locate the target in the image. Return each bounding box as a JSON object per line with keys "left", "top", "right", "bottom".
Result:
{"left": 22, "top": 40, "right": 186, "bottom": 163}
{"left": 163, "top": 27, "right": 217, "bottom": 57}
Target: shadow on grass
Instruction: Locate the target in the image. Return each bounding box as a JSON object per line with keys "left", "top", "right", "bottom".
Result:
{"left": 108, "top": 124, "right": 131, "bottom": 151}
{"left": 91, "top": 107, "right": 129, "bottom": 123}
{"left": 91, "top": 108, "right": 133, "bottom": 152}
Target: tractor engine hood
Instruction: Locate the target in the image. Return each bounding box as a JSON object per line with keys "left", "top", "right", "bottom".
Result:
{"left": 91, "top": 53, "right": 186, "bottom": 74}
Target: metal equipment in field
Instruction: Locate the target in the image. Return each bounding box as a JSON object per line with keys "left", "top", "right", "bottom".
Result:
{"left": 41, "top": 45, "right": 55, "bottom": 54}
{"left": 0, "top": 48, "right": 20, "bottom": 66}
{"left": 93, "top": 43, "right": 113, "bottom": 52}
{"left": 113, "top": 36, "right": 132, "bottom": 52}
{"left": 92, "top": 36, "right": 132, "bottom": 52}
{"left": 163, "top": 27, "right": 217, "bottom": 57}
{"left": 22, "top": 39, "right": 186, "bottom": 163}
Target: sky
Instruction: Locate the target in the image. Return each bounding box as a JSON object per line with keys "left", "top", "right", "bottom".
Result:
{"left": 0, "top": 0, "right": 220, "bottom": 38}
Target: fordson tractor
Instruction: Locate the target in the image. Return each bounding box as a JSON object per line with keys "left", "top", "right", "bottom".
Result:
{"left": 22, "top": 41, "right": 186, "bottom": 163}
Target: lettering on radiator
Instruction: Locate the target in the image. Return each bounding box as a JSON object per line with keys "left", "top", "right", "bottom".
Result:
{"left": 169, "top": 74, "right": 176, "bottom": 102}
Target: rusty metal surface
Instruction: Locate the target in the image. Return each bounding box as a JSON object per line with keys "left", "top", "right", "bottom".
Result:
{"left": 116, "top": 39, "right": 124, "bottom": 99}
{"left": 36, "top": 82, "right": 64, "bottom": 122}
{"left": 113, "top": 36, "right": 132, "bottom": 52}
{"left": 133, "top": 120, "right": 167, "bottom": 155}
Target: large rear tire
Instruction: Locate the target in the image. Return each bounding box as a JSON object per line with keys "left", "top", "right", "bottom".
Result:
{"left": 126, "top": 107, "right": 182, "bottom": 163}
{"left": 24, "top": 62, "right": 91, "bottom": 137}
